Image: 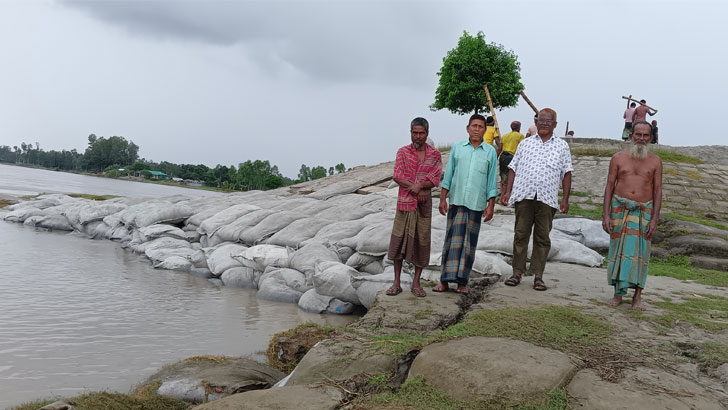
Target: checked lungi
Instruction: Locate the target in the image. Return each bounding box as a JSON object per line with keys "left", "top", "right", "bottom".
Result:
{"left": 387, "top": 196, "right": 432, "bottom": 268}
{"left": 440, "top": 205, "right": 483, "bottom": 285}
{"left": 607, "top": 194, "right": 653, "bottom": 295}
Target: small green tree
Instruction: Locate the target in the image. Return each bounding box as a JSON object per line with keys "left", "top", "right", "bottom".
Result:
{"left": 431, "top": 31, "right": 523, "bottom": 115}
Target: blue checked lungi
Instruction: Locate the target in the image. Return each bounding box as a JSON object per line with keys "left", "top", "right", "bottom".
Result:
{"left": 440, "top": 205, "right": 483, "bottom": 285}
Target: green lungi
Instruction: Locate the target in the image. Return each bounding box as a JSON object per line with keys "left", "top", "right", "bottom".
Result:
{"left": 607, "top": 194, "right": 653, "bottom": 295}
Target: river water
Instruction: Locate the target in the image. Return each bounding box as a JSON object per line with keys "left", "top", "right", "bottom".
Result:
{"left": 0, "top": 165, "right": 355, "bottom": 408}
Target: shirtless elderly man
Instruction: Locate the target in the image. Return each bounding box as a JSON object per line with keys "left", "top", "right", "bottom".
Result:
{"left": 602, "top": 121, "right": 663, "bottom": 310}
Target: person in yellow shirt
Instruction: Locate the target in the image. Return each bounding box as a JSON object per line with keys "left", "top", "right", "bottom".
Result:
{"left": 499, "top": 121, "right": 525, "bottom": 196}
{"left": 484, "top": 116, "right": 501, "bottom": 154}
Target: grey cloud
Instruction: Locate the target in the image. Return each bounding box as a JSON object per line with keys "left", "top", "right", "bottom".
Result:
{"left": 61, "top": 0, "right": 462, "bottom": 86}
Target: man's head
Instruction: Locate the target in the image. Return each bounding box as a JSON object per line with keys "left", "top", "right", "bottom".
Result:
{"left": 467, "top": 114, "right": 487, "bottom": 142}
{"left": 640, "top": 99, "right": 646, "bottom": 104}
{"left": 511, "top": 121, "right": 521, "bottom": 132}
{"left": 630, "top": 121, "right": 653, "bottom": 159}
{"left": 651, "top": 120, "right": 657, "bottom": 126}
{"left": 630, "top": 102, "right": 636, "bottom": 108}
{"left": 567, "top": 130, "right": 574, "bottom": 136}
{"left": 486, "top": 116, "right": 495, "bottom": 126}
{"left": 410, "top": 117, "right": 429, "bottom": 148}
{"left": 536, "top": 108, "right": 557, "bottom": 138}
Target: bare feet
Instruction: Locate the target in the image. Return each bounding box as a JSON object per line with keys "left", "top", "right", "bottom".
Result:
{"left": 631, "top": 288, "right": 646, "bottom": 311}
{"left": 455, "top": 285, "right": 469, "bottom": 295}
{"left": 432, "top": 282, "right": 449, "bottom": 292}
{"left": 607, "top": 295, "right": 623, "bottom": 307}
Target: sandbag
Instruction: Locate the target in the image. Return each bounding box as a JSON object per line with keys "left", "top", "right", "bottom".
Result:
{"left": 300, "top": 218, "right": 367, "bottom": 246}
{"left": 211, "top": 209, "right": 277, "bottom": 243}
{"left": 312, "top": 261, "right": 364, "bottom": 305}
{"left": 549, "top": 238, "right": 605, "bottom": 267}
{"left": 206, "top": 243, "right": 248, "bottom": 276}
{"left": 138, "top": 224, "right": 187, "bottom": 242}
{"left": 297, "top": 289, "right": 356, "bottom": 314}
{"left": 78, "top": 202, "right": 127, "bottom": 225}
{"left": 287, "top": 243, "right": 341, "bottom": 283}
{"left": 154, "top": 256, "right": 193, "bottom": 271}
{"left": 351, "top": 268, "right": 413, "bottom": 309}
{"left": 3, "top": 207, "right": 45, "bottom": 223}
{"left": 346, "top": 252, "right": 384, "bottom": 274}
{"left": 189, "top": 267, "right": 214, "bottom": 278}
{"left": 119, "top": 201, "right": 194, "bottom": 228}
{"left": 256, "top": 268, "right": 308, "bottom": 304}
{"left": 337, "top": 221, "right": 392, "bottom": 256}
{"left": 232, "top": 244, "right": 289, "bottom": 272}
{"left": 144, "top": 237, "right": 195, "bottom": 264}
{"left": 552, "top": 217, "right": 610, "bottom": 249}
{"left": 315, "top": 205, "right": 374, "bottom": 221}
{"left": 197, "top": 204, "right": 261, "bottom": 236}
{"left": 220, "top": 267, "right": 261, "bottom": 289}
{"left": 238, "top": 211, "right": 306, "bottom": 245}
{"left": 266, "top": 217, "right": 332, "bottom": 248}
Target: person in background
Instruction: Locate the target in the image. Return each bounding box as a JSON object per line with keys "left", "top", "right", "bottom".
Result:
{"left": 651, "top": 120, "right": 658, "bottom": 144}
{"left": 623, "top": 102, "right": 637, "bottom": 141}
{"left": 484, "top": 116, "right": 501, "bottom": 154}
{"left": 499, "top": 121, "right": 525, "bottom": 197}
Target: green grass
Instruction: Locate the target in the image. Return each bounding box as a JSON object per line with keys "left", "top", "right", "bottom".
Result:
{"left": 568, "top": 203, "right": 604, "bottom": 220}
{"left": 666, "top": 212, "right": 728, "bottom": 231}
{"left": 653, "top": 150, "right": 703, "bottom": 164}
{"left": 633, "top": 293, "right": 728, "bottom": 332}
{"left": 355, "top": 376, "right": 568, "bottom": 410}
{"left": 8, "top": 391, "right": 190, "bottom": 410}
{"left": 650, "top": 255, "right": 728, "bottom": 287}
{"left": 570, "top": 191, "right": 591, "bottom": 197}
{"left": 265, "top": 322, "right": 337, "bottom": 373}
{"left": 0, "top": 199, "right": 14, "bottom": 208}
{"left": 366, "top": 306, "right": 610, "bottom": 357}
{"left": 700, "top": 342, "right": 728, "bottom": 370}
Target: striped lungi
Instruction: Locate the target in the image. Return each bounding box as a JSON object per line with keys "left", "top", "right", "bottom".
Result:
{"left": 607, "top": 194, "right": 653, "bottom": 295}
{"left": 387, "top": 196, "right": 432, "bottom": 268}
{"left": 440, "top": 205, "right": 483, "bottom": 285}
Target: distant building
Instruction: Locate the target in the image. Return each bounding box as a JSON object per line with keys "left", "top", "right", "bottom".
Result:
{"left": 135, "top": 170, "right": 169, "bottom": 180}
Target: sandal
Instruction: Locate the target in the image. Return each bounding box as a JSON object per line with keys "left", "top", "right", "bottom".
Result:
{"left": 386, "top": 285, "right": 402, "bottom": 296}
{"left": 504, "top": 273, "right": 522, "bottom": 287}
{"left": 533, "top": 277, "right": 547, "bottom": 291}
{"left": 411, "top": 286, "right": 426, "bottom": 297}
{"left": 455, "top": 286, "right": 469, "bottom": 295}
{"left": 432, "top": 282, "right": 449, "bottom": 292}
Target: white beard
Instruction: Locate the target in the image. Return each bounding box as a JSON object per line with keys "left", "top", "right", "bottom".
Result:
{"left": 630, "top": 143, "right": 649, "bottom": 159}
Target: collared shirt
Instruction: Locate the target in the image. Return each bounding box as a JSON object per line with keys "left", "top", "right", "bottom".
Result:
{"left": 393, "top": 143, "right": 442, "bottom": 211}
{"left": 441, "top": 140, "right": 498, "bottom": 212}
{"left": 507, "top": 135, "right": 573, "bottom": 209}
{"left": 500, "top": 131, "right": 525, "bottom": 155}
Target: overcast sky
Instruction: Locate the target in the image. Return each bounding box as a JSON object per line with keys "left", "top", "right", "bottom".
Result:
{"left": 1, "top": 0, "right": 725, "bottom": 178}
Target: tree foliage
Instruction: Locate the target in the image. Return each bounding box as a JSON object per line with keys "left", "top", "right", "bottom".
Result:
{"left": 431, "top": 31, "right": 523, "bottom": 115}
{"left": 83, "top": 134, "right": 139, "bottom": 172}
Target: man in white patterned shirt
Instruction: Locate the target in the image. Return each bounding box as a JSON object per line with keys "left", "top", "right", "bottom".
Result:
{"left": 500, "top": 108, "right": 573, "bottom": 291}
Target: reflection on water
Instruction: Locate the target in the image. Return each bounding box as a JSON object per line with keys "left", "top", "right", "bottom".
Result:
{"left": 0, "top": 163, "right": 221, "bottom": 198}
{"left": 0, "top": 223, "right": 356, "bottom": 408}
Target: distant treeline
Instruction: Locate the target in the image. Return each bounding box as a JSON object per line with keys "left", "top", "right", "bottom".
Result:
{"left": 0, "top": 134, "right": 345, "bottom": 191}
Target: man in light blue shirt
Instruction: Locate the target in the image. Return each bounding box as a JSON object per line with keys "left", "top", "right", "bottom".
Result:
{"left": 432, "top": 114, "right": 498, "bottom": 295}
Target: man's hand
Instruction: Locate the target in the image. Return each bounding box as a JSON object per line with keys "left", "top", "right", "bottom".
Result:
{"left": 483, "top": 206, "right": 494, "bottom": 223}
{"left": 602, "top": 214, "right": 611, "bottom": 234}
{"left": 408, "top": 183, "right": 422, "bottom": 196}
{"left": 439, "top": 197, "right": 448, "bottom": 216}
{"left": 417, "top": 190, "right": 429, "bottom": 203}
{"left": 500, "top": 192, "right": 510, "bottom": 207}
{"left": 559, "top": 198, "right": 569, "bottom": 214}
{"left": 646, "top": 218, "right": 658, "bottom": 240}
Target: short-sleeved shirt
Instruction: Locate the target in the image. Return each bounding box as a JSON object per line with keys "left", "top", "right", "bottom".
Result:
{"left": 393, "top": 143, "right": 442, "bottom": 211}
{"left": 441, "top": 140, "right": 498, "bottom": 212}
{"left": 484, "top": 126, "right": 500, "bottom": 145}
{"left": 500, "top": 131, "right": 525, "bottom": 155}
{"left": 507, "top": 135, "right": 573, "bottom": 210}
{"left": 624, "top": 107, "right": 636, "bottom": 124}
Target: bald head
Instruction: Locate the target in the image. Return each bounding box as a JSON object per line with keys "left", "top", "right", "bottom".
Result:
{"left": 510, "top": 121, "right": 521, "bottom": 131}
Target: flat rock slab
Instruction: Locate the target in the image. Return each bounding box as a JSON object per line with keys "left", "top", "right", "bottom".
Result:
{"left": 287, "top": 339, "right": 397, "bottom": 385}
{"left": 408, "top": 336, "right": 577, "bottom": 401}
{"left": 567, "top": 367, "right": 725, "bottom": 410}
{"left": 191, "top": 385, "right": 343, "bottom": 410}
{"left": 144, "top": 357, "right": 285, "bottom": 402}
{"left": 353, "top": 289, "right": 463, "bottom": 334}
{"left": 668, "top": 235, "right": 728, "bottom": 258}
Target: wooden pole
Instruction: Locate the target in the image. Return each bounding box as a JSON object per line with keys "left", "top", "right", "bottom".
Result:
{"left": 519, "top": 90, "right": 539, "bottom": 114}
{"left": 621, "top": 96, "right": 658, "bottom": 113}
{"left": 483, "top": 84, "right": 500, "bottom": 134}
{"left": 565, "top": 121, "right": 569, "bottom": 136}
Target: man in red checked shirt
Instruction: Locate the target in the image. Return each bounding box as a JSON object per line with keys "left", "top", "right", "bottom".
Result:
{"left": 386, "top": 117, "right": 443, "bottom": 298}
